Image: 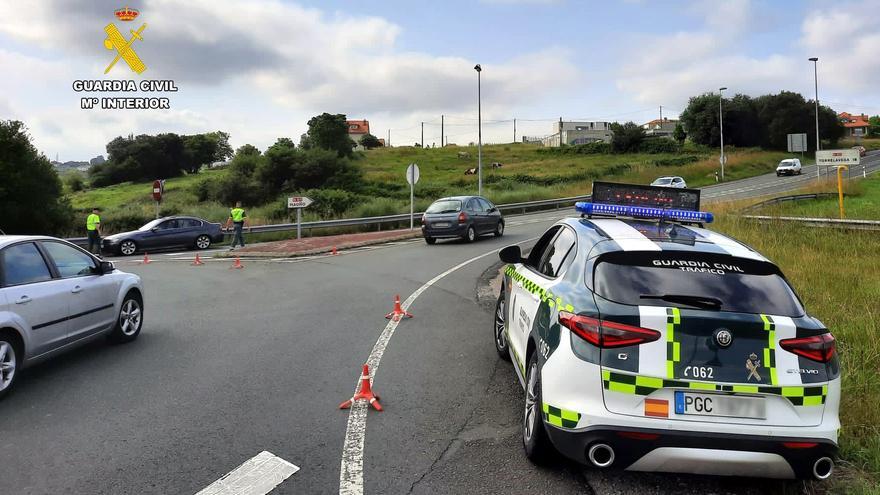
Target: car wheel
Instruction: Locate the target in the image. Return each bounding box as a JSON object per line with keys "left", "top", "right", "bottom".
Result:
{"left": 0, "top": 334, "right": 20, "bottom": 400}
{"left": 109, "top": 292, "right": 143, "bottom": 343}
{"left": 425, "top": 236, "right": 436, "bottom": 245}
{"left": 119, "top": 240, "right": 137, "bottom": 256}
{"left": 776, "top": 172, "right": 781, "bottom": 177}
{"left": 494, "top": 221, "right": 505, "bottom": 237}
{"left": 195, "top": 235, "right": 212, "bottom": 250}
{"left": 494, "top": 290, "right": 511, "bottom": 361}
{"left": 464, "top": 226, "right": 476, "bottom": 243}
{"left": 523, "top": 352, "right": 553, "bottom": 462}
{"left": 798, "top": 170, "right": 802, "bottom": 175}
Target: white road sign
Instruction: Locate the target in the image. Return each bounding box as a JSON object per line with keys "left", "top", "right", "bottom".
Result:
{"left": 287, "top": 196, "right": 314, "bottom": 209}
{"left": 406, "top": 163, "right": 420, "bottom": 185}
{"left": 816, "top": 149, "right": 860, "bottom": 167}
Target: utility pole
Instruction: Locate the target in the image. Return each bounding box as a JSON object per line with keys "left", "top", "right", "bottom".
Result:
{"left": 387, "top": 129, "right": 390, "bottom": 148}
{"left": 809, "top": 57, "right": 821, "bottom": 184}
{"left": 719, "top": 92, "right": 725, "bottom": 181}
{"left": 421, "top": 122, "right": 424, "bottom": 148}
{"left": 660, "top": 105, "right": 663, "bottom": 122}
{"left": 441, "top": 115, "right": 444, "bottom": 147}
{"left": 558, "top": 117, "right": 563, "bottom": 146}
{"left": 475, "top": 64, "right": 483, "bottom": 196}
{"left": 513, "top": 118, "right": 517, "bottom": 143}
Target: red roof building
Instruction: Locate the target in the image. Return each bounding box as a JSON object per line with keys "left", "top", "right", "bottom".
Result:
{"left": 838, "top": 112, "right": 870, "bottom": 137}
{"left": 346, "top": 120, "right": 370, "bottom": 135}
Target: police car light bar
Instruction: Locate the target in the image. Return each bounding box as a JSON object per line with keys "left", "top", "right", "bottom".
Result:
{"left": 575, "top": 202, "right": 714, "bottom": 223}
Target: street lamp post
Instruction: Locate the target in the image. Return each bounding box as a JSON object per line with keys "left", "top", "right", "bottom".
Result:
{"left": 475, "top": 64, "right": 483, "bottom": 196}
{"left": 809, "top": 57, "right": 820, "bottom": 184}
{"left": 719, "top": 86, "right": 727, "bottom": 181}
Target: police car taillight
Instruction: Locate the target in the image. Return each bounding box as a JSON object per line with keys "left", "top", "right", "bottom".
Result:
{"left": 780, "top": 333, "right": 836, "bottom": 363}
{"left": 458, "top": 212, "right": 468, "bottom": 224}
{"left": 559, "top": 312, "right": 661, "bottom": 348}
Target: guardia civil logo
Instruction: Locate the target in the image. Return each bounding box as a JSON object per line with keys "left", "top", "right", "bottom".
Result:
{"left": 103, "top": 7, "right": 147, "bottom": 74}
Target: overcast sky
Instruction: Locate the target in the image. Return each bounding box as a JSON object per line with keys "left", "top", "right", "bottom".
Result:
{"left": 0, "top": 0, "right": 878, "bottom": 161}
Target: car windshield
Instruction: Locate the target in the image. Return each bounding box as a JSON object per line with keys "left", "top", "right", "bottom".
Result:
{"left": 592, "top": 251, "right": 805, "bottom": 316}
{"left": 652, "top": 178, "right": 672, "bottom": 185}
{"left": 779, "top": 161, "right": 793, "bottom": 166}
{"left": 138, "top": 219, "right": 164, "bottom": 231}
{"left": 426, "top": 200, "right": 462, "bottom": 214}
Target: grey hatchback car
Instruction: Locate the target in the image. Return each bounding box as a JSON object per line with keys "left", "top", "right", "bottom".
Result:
{"left": 0, "top": 236, "right": 144, "bottom": 399}
{"left": 421, "top": 196, "right": 504, "bottom": 244}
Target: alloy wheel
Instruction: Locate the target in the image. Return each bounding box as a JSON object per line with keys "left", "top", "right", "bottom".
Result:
{"left": 120, "top": 241, "right": 136, "bottom": 256}
{"left": 119, "top": 299, "right": 142, "bottom": 336}
{"left": 196, "top": 235, "right": 211, "bottom": 249}
{"left": 0, "top": 342, "right": 16, "bottom": 393}
{"left": 495, "top": 297, "right": 506, "bottom": 350}
{"left": 524, "top": 361, "right": 539, "bottom": 442}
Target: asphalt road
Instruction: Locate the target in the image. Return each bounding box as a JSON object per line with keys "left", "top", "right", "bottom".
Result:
{"left": 4, "top": 161, "right": 872, "bottom": 494}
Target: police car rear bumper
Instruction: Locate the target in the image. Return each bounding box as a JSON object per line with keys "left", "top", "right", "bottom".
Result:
{"left": 545, "top": 424, "right": 837, "bottom": 479}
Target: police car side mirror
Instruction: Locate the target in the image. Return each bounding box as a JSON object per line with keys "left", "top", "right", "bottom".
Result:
{"left": 98, "top": 261, "right": 115, "bottom": 275}
{"left": 499, "top": 245, "right": 523, "bottom": 264}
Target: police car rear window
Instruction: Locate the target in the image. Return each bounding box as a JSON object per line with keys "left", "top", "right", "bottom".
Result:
{"left": 592, "top": 252, "right": 804, "bottom": 316}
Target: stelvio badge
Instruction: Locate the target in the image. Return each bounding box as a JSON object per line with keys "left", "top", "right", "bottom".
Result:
{"left": 103, "top": 7, "right": 147, "bottom": 74}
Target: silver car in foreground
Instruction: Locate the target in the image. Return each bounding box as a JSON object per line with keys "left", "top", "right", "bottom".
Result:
{"left": 0, "top": 236, "right": 144, "bottom": 399}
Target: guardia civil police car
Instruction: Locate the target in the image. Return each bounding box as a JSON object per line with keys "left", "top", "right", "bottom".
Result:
{"left": 494, "top": 182, "right": 840, "bottom": 480}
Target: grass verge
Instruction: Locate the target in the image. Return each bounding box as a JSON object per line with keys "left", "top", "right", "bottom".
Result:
{"left": 712, "top": 216, "right": 880, "bottom": 494}
{"left": 750, "top": 174, "right": 879, "bottom": 220}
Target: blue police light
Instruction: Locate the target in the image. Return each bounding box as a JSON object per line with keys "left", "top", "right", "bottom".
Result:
{"left": 575, "top": 202, "right": 714, "bottom": 223}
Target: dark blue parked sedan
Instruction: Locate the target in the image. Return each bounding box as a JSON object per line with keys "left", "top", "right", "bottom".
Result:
{"left": 102, "top": 216, "right": 225, "bottom": 256}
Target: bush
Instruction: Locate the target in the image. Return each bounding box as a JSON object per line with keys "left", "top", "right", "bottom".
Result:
{"left": 652, "top": 155, "right": 700, "bottom": 167}
{"left": 638, "top": 138, "right": 681, "bottom": 154}
{"left": 64, "top": 172, "right": 86, "bottom": 192}
{"left": 301, "top": 189, "right": 364, "bottom": 218}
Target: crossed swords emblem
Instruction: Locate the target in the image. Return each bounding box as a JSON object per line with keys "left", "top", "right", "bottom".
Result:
{"left": 745, "top": 353, "right": 762, "bottom": 382}
{"left": 103, "top": 22, "right": 148, "bottom": 74}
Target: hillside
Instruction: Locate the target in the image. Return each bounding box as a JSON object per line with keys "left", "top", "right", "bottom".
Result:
{"left": 67, "top": 143, "right": 792, "bottom": 234}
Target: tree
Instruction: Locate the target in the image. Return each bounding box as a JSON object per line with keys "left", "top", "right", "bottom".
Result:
{"left": 301, "top": 113, "right": 355, "bottom": 158}
{"left": 679, "top": 93, "right": 723, "bottom": 147}
{"left": 609, "top": 121, "right": 645, "bottom": 153}
{"left": 0, "top": 120, "right": 73, "bottom": 234}
{"left": 672, "top": 122, "right": 686, "bottom": 144}
{"left": 182, "top": 131, "right": 233, "bottom": 173}
{"left": 360, "top": 133, "right": 382, "bottom": 149}
{"left": 235, "top": 144, "right": 261, "bottom": 157}
{"left": 754, "top": 92, "right": 842, "bottom": 150}
{"left": 64, "top": 171, "right": 86, "bottom": 192}
{"left": 868, "top": 115, "right": 880, "bottom": 136}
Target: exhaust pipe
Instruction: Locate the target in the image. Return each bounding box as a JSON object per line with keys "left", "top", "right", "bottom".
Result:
{"left": 587, "top": 443, "right": 615, "bottom": 468}
{"left": 813, "top": 457, "right": 834, "bottom": 480}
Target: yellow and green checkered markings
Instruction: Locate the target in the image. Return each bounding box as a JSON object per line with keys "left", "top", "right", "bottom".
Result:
{"left": 504, "top": 265, "right": 574, "bottom": 312}
{"left": 666, "top": 307, "right": 681, "bottom": 378}
{"left": 761, "top": 314, "right": 778, "bottom": 385}
{"left": 542, "top": 403, "right": 581, "bottom": 428}
{"left": 602, "top": 370, "right": 827, "bottom": 406}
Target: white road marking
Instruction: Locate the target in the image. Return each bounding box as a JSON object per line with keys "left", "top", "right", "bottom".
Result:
{"left": 195, "top": 451, "right": 299, "bottom": 495}
{"left": 338, "top": 235, "right": 540, "bottom": 495}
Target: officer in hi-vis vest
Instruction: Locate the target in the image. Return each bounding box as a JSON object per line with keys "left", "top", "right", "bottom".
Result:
{"left": 226, "top": 201, "right": 249, "bottom": 251}
{"left": 86, "top": 208, "right": 102, "bottom": 255}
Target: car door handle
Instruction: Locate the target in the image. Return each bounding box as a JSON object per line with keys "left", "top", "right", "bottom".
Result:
{"left": 15, "top": 296, "right": 32, "bottom": 304}
{"left": 71, "top": 285, "right": 83, "bottom": 294}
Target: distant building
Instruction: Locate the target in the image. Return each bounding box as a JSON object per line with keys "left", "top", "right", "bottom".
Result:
{"left": 838, "top": 112, "right": 870, "bottom": 137}
{"left": 521, "top": 136, "right": 544, "bottom": 145}
{"left": 642, "top": 118, "right": 678, "bottom": 139}
{"left": 541, "top": 121, "right": 613, "bottom": 147}
{"left": 346, "top": 119, "right": 371, "bottom": 150}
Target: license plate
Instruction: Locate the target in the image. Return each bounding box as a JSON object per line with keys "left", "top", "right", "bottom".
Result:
{"left": 674, "top": 391, "right": 766, "bottom": 419}
{"left": 434, "top": 222, "right": 450, "bottom": 228}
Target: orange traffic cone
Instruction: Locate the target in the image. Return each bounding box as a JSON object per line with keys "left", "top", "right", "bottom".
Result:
{"left": 230, "top": 256, "right": 244, "bottom": 269}
{"left": 331, "top": 246, "right": 338, "bottom": 256}
{"left": 191, "top": 253, "right": 205, "bottom": 266}
{"left": 141, "top": 252, "right": 152, "bottom": 264}
{"left": 384, "top": 294, "right": 413, "bottom": 321}
{"left": 339, "top": 364, "right": 382, "bottom": 411}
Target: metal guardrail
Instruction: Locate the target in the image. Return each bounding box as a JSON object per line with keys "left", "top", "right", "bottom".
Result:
{"left": 740, "top": 193, "right": 841, "bottom": 212}
{"left": 65, "top": 194, "right": 593, "bottom": 245}
{"left": 741, "top": 215, "right": 880, "bottom": 231}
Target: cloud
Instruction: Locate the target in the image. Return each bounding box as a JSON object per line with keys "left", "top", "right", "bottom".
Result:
{"left": 800, "top": 0, "right": 880, "bottom": 94}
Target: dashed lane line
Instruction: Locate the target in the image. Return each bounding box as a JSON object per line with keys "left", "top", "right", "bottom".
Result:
{"left": 338, "top": 235, "right": 540, "bottom": 495}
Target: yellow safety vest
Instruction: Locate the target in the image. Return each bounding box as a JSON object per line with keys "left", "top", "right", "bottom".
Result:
{"left": 231, "top": 208, "right": 246, "bottom": 223}
{"left": 86, "top": 214, "right": 101, "bottom": 231}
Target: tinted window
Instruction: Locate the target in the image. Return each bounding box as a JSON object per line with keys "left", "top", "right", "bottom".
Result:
{"left": 467, "top": 199, "right": 482, "bottom": 212}
{"left": 2, "top": 243, "right": 52, "bottom": 286}
{"left": 426, "top": 200, "right": 461, "bottom": 214}
{"left": 526, "top": 226, "right": 561, "bottom": 268}
{"left": 139, "top": 218, "right": 164, "bottom": 231}
{"left": 180, "top": 219, "right": 202, "bottom": 228}
{"left": 478, "top": 198, "right": 494, "bottom": 211}
{"left": 157, "top": 219, "right": 179, "bottom": 230}
{"left": 593, "top": 252, "right": 804, "bottom": 316}
{"left": 42, "top": 242, "right": 96, "bottom": 278}
{"left": 538, "top": 228, "right": 576, "bottom": 277}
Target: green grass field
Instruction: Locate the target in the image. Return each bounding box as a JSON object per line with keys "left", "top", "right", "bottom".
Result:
{"left": 712, "top": 216, "right": 880, "bottom": 494}
{"left": 67, "top": 143, "right": 791, "bottom": 234}
{"left": 752, "top": 174, "right": 880, "bottom": 220}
